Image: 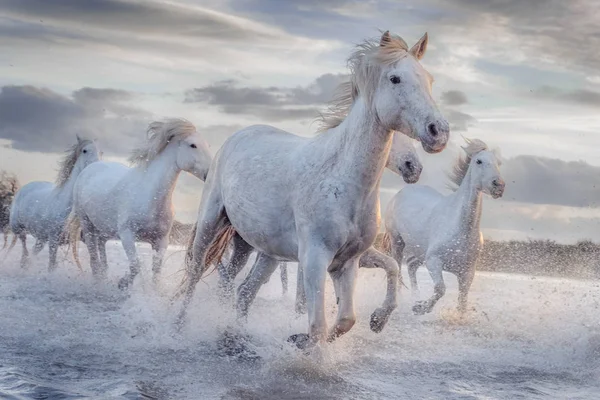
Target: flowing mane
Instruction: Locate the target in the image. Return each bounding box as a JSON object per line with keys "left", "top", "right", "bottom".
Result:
{"left": 56, "top": 138, "right": 93, "bottom": 187}
{"left": 318, "top": 32, "right": 410, "bottom": 131}
{"left": 447, "top": 138, "right": 489, "bottom": 191}
{"left": 129, "top": 118, "right": 197, "bottom": 167}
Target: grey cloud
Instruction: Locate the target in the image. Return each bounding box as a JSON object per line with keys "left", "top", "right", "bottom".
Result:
{"left": 1, "top": 0, "right": 279, "bottom": 43}
{"left": 501, "top": 155, "right": 600, "bottom": 208}
{"left": 0, "top": 85, "right": 149, "bottom": 154}
{"left": 444, "top": 109, "right": 476, "bottom": 131}
{"left": 441, "top": 90, "right": 468, "bottom": 106}
{"left": 185, "top": 73, "right": 348, "bottom": 121}
{"left": 431, "top": 0, "right": 600, "bottom": 72}
{"left": 532, "top": 86, "right": 600, "bottom": 108}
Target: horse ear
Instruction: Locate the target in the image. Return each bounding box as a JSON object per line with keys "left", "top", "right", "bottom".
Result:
{"left": 409, "top": 32, "right": 428, "bottom": 60}
{"left": 76, "top": 134, "right": 82, "bottom": 143}
{"left": 380, "top": 30, "right": 391, "bottom": 47}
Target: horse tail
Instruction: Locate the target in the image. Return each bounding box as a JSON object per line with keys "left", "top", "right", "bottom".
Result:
{"left": 64, "top": 211, "right": 83, "bottom": 271}
{"left": 175, "top": 221, "right": 236, "bottom": 300}
{"left": 376, "top": 232, "right": 392, "bottom": 255}
{"left": 204, "top": 223, "right": 236, "bottom": 273}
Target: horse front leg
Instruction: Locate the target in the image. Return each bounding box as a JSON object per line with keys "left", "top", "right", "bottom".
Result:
{"left": 457, "top": 267, "right": 475, "bottom": 314}
{"left": 117, "top": 229, "right": 142, "bottom": 290}
{"left": 48, "top": 238, "right": 59, "bottom": 272}
{"left": 358, "top": 248, "right": 399, "bottom": 333}
{"left": 328, "top": 257, "right": 359, "bottom": 341}
{"left": 295, "top": 263, "right": 307, "bottom": 314}
{"left": 97, "top": 237, "right": 109, "bottom": 279}
{"left": 151, "top": 235, "right": 169, "bottom": 284}
{"left": 280, "top": 263, "right": 288, "bottom": 295}
{"left": 287, "top": 245, "right": 333, "bottom": 349}
{"left": 413, "top": 257, "right": 445, "bottom": 315}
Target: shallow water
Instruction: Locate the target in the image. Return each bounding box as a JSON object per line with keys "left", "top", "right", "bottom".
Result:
{"left": 0, "top": 238, "right": 599, "bottom": 399}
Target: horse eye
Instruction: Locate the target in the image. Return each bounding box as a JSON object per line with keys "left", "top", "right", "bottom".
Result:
{"left": 83, "top": 149, "right": 87, "bottom": 154}
{"left": 190, "top": 144, "right": 197, "bottom": 149}
{"left": 476, "top": 159, "right": 482, "bottom": 164}
{"left": 390, "top": 76, "right": 401, "bottom": 84}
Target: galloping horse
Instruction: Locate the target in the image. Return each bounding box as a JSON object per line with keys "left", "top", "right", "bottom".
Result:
{"left": 66, "top": 119, "right": 212, "bottom": 288}
{"left": 217, "top": 133, "right": 423, "bottom": 332}
{"left": 382, "top": 138, "right": 504, "bottom": 315}
{"left": 9, "top": 137, "right": 101, "bottom": 270}
{"left": 177, "top": 31, "right": 449, "bottom": 349}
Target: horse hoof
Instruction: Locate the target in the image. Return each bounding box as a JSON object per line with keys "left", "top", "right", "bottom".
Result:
{"left": 412, "top": 301, "right": 430, "bottom": 315}
{"left": 370, "top": 309, "right": 390, "bottom": 333}
{"left": 118, "top": 277, "right": 131, "bottom": 290}
{"left": 287, "top": 333, "right": 311, "bottom": 350}
{"left": 217, "top": 330, "right": 260, "bottom": 361}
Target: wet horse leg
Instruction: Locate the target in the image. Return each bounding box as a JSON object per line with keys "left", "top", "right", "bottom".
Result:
{"left": 295, "top": 263, "right": 307, "bottom": 314}
{"left": 217, "top": 233, "right": 253, "bottom": 302}
{"left": 327, "top": 257, "right": 359, "bottom": 341}
{"left": 151, "top": 235, "right": 169, "bottom": 284}
{"left": 117, "top": 229, "right": 142, "bottom": 290}
{"left": 358, "top": 248, "right": 399, "bottom": 333}
{"left": 457, "top": 267, "right": 475, "bottom": 314}
{"left": 176, "top": 197, "right": 229, "bottom": 328}
{"left": 413, "top": 257, "right": 445, "bottom": 315}
{"left": 280, "top": 263, "right": 288, "bottom": 295}
{"left": 236, "top": 252, "right": 280, "bottom": 320}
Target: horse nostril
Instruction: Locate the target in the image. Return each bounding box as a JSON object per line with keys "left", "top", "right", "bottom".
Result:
{"left": 427, "top": 123, "right": 438, "bottom": 137}
{"left": 404, "top": 161, "right": 412, "bottom": 170}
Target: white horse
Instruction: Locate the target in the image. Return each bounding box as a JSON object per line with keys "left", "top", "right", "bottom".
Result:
{"left": 8, "top": 136, "right": 101, "bottom": 270}
{"left": 382, "top": 138, "right": 504, "bottom": 315}
{"left": 216, "top": 133, "right": 423, "bottom": 332}
{"left": 177, "top": 31, "right": 449, "bottom": 349}
{"left": 66, "top": 119, "right": 212, "bottom": 288}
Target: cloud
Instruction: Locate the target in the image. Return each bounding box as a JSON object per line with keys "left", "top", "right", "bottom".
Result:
{"left": 501, "top": 155, "right": 600, "bottom": 208}
{"left": 431, "top": 0, "right": 600, "bottom": 73}
{"left": 0, "top": 85, "right": 150, "bottom": 154}
{"left": 441, "top": 90, "right": 468, "bottom": 106}
{"left": 184, "top": 73, "right": 347, "bottom": 121}
{"left": 531, "top": 86, "right": 600, "bottom": 108}
{"left": 444, "top": 109, "right": 476, "bottom": 131}
{"left": 1, "top": 0, "right": 287, "bottom": 43}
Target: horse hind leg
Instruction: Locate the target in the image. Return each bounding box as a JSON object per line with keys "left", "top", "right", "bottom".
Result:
{"left": 176, "top": 192, "right": 230, "bottom": 328}
{"left": 19, "top": 233, "right": 29, "bottom": 269}
{"left": 217, "top": 233, "right": 253, "bottom": 303}
{"left": 406, "top": 258, "right": 421, "bottom": 295}
{"left": 236, "top": 252, "right": 280, "bottom": 321}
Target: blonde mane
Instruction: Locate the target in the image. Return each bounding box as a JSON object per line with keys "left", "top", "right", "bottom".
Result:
{"left": 447, "top": 138, "right": 489, "bottom": 191}
{"left": 56, "top": 138, "right": 93, "bottom": 187}
{"left": 129, "top": 118, "right": 197, "bottom": 167}
{"left": 318, "top": 32, "right": 410, "bottom": 131}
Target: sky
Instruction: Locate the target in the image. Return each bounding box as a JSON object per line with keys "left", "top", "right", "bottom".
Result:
{"left": 1, "top": 0, "right": 599, "bottom": 243}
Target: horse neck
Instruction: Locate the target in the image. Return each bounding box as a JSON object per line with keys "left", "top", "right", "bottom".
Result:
{"left": 453, "top": 167, "right": 483, "bottom": 233}
{"left": 138, "top": 145, "right": 181, "bottom": 211}
{"left": 54, "top": 161, "right": 86, "bottom": 201}
{"left": 317, "top": 97, "right": 393, "bottom": 192}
